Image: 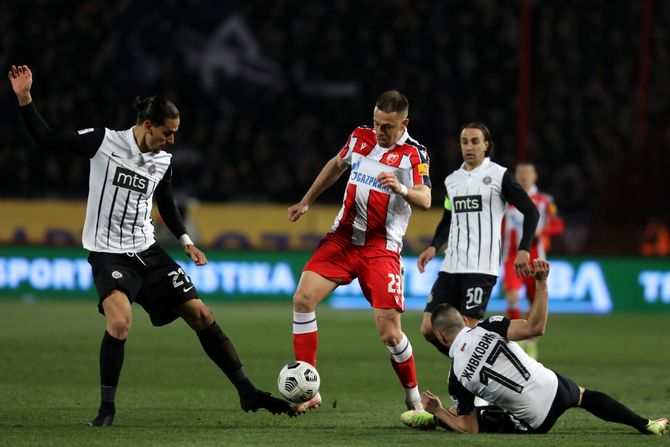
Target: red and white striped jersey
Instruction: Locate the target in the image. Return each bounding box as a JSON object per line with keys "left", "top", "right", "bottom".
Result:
{"left": 502, "top": 186, "right": 564, "bottom": 261}
{"left": 329, "top": 126, "right": 431, "bottom": 252}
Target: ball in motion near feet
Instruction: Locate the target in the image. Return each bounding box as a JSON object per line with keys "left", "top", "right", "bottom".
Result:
{"left": 277, "top": 360, "right": 320, "bottom": 403}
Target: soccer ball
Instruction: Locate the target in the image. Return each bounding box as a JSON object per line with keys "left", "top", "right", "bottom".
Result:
{"left": 277, "top": 360, "right": 320, "bottom": 403}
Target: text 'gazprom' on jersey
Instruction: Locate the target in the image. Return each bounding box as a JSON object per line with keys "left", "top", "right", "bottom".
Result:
{"left": 350, "top": 169, "right": 392, "bottom": 193}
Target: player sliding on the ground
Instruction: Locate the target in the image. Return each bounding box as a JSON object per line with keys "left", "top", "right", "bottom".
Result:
{"left": 8, "top": 64, "right": 293, "bottom": 426}
{"left": 402, "top": 259, "right": 668, "bottom": 436}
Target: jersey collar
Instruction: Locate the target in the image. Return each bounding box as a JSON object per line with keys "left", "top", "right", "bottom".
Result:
{"left": 448, "top": 327, "right": 470, "bottom": 359}
{"left": 460, "top": 156, "right": 491, "bottom": 174}
{"left": 382, "top": 128, "right": 409, "bottom": 150}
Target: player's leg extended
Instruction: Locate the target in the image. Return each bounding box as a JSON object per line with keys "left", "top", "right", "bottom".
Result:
{"left": 176, "top": 298, "right": 291, "bottom": 415}
{"left": 374, "top": 308, "right": 422, "bottom": 410}
{"left": 91, "top": 290, "right": 132, "bottom": 427}
{"left": 292, "top": 271, "right": 337, "bottom": 367}
{"left": 578, "top": 386, "right": 668, "bottom": 435}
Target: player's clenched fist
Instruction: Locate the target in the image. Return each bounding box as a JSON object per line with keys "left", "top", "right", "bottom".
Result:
{"left": 531, "top": 258, "right": 550, "bottom": 282}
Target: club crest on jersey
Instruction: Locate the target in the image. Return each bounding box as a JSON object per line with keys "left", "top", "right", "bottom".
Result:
{"left": 112, "top": 167, "right": 149, "bottom": 194}
{"left": 483, "top": 176, "right": 492, "bottom": 185}
{"left": 452, "top": 195, "right": 483, "bottom": 213}
{"left": 148, "top": 164, "right": 156, "bottom": 175}
{"left": 386, "top": 153, "right": 400, "bottom": 165}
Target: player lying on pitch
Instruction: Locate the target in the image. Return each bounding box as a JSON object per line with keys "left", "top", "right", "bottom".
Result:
{"left": 402, "top": 259, "right": 668, "bottom": 435}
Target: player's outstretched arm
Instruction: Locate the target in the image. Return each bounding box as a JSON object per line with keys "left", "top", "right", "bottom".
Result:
{"left": 507, "top": 259, "right": 550, "bottom": 341}
{"left": 9, "top": 65, "right": 103, "bottom": 157}
{"left": 422, "top": 391, "right": 479, "bottom": 433}
{"left": 288, "top": 155, "right": 348, "bottom": 222}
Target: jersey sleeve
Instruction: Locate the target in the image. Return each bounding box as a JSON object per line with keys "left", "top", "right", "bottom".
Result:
{"left": 154, "top": 165, "right": 188, "bottom": 240}
{"left": 337, "top": 130, "right": 358, "bottom": 165}
{"left": 477, "top": 316, "right": 511, "bottom": 339}
{"left": 542, "top": 194, "right": 565, "bottom": 237}
{"left": 19, "top": 102, "right": 104, "bottom": 158}
{"left": 501, "top": 171, "right": 539, "bottom": 251}
{"left": 430, "top": 202, "right": 452, "bottom": 249}
{"left": 448, "top": 365, "right": 475, "bottom": 415}
{"left": 410, "top": 146, "right": 431, "bottom": 187}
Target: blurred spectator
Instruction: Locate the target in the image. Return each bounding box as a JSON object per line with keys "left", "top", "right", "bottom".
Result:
{"left": 2, "top": 0, "right": 667, "bottom": 254}
{"left": 639, "top": 218, "right": 670, "bottom": 257}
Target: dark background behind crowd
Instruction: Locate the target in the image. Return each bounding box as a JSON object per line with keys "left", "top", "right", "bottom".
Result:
{"left": 1, "top": 0, "right": 669, "bottom": 255}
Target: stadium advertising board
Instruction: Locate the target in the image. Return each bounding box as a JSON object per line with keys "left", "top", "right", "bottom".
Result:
{"left": 0, "top": 200, "right": 438, "bottom": 252}
{"left": 0, "top": 246, "right": 668, "bottom": 313}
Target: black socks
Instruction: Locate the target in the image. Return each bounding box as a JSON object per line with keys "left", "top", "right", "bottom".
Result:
{"left": 197, "top": 322, "right": 256, "bottom": 397}
{"left": 580, "top": 389, "right": 649, "bottom": 432}
{"left": 99, "top": 330, "right": 126, "bottom": 404}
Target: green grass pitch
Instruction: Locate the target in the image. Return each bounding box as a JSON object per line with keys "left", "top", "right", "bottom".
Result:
{"left": 0, "top": 300, "right": 668, "bottom": 446}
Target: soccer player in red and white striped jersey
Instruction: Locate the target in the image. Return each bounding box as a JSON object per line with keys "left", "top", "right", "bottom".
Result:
{"left": 501, "top": 163, "right": 564, "bottom": 358}
{"left": 287, "top": 90, "right": 431, "bottom": 412}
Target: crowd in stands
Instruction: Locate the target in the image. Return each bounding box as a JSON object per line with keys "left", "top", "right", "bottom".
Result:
{"left": 2, "top": 0, "right": 668, "bottom": 254}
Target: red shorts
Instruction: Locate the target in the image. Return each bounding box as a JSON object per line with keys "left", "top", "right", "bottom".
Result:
{"left": 502, "top": 258, "right": 536, "bottom": 301}
{"left": 303, "top": 234, "right": 404, "bottom": 311}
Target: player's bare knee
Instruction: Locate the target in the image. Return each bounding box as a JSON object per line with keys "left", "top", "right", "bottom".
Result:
{"left": 381, "top": 331, "right": 402, "bottom": 346}
{"left": 199, "top": 305, "right": 214, "bottom": 328}
{"left": 293, "top": 290, "right": 316, "bottom": 313}
{"left": 107, "top": 317, "right": 131, "bottom": 339}
{"left": 182, "top": 301, "right": 214, "bottom": 331}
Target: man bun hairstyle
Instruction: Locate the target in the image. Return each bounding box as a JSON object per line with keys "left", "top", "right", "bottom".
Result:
{"left": 375, "top": 90, "right": 409, "bottom": 118}
{"left": 461, "top": 121, "right": 495, "bottom": 158}
{"left": 133, "top": 96, "right": 179, "bottom": 126}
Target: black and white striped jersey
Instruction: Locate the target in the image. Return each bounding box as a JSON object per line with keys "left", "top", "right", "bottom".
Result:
{"left": 82, "top": 128, "right": 172, "bottom": 253}
{"left": 448, "top": 316, "right": 558, "bottom": 430}
{"left": 436, "top": 158, "right": 538, "bottom": 276}
{"left": 19, "top": 102, "right": 187, "bottom": 254}
{"left": 441, "top": 158, "right": 507, "bottom": 275}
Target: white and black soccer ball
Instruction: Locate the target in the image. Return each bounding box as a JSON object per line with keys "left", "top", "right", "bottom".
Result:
{"left": 277, "top": 360, "right": 320, "bottom": 403}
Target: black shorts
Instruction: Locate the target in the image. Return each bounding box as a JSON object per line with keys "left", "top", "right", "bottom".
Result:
{"left": 424, "top": 272, "right": 497, "bottom": 318}
{"left": 88, "top": 242, "right": 198, "bottom": 326}
{"left": 531, "top": 372, "right": 581, "bottom": 434}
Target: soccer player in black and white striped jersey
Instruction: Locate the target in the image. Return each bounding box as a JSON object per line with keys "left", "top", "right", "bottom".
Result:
{"left": 8, "top": 65, "right": 292, "bottom": 426}
{"left": 417, "top": 122, "right": 539, "bottom": 356}
{"left": 401, "top": 259, "right": 668, "bottom": 436}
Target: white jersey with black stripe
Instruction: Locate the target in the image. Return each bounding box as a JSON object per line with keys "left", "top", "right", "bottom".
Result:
{"left": 82, "top": 128, "right": 172, "bottom": 253}
{"left": 449, "top": 316, "right": 558, "bottom": 429}
{"left": 440, "top": 158, "right": 507, "bottom": 276}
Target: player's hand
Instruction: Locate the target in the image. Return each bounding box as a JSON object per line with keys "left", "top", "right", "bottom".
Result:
{"left": 514, "top": 250, "right": 531, "bottom": 278}
{"left": 420, "top": 390, "right": 443, "bottom": 414}
{"left": 531, "top": 258, "right": 550, "bottom": 282}
{"left": 376, "top": 171, "right": 402, "bottom": 194}
{"left": 417, "top": 246, "right": 436, "bottom": 273}
{"left": 288, "top": 201, "right": 309, "bottom": 222}
{"left": 8, "top": 65, "right": 32, "bottom": 105}
{"left": 184, "top": 244, "right": 207, "bottom": 266}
